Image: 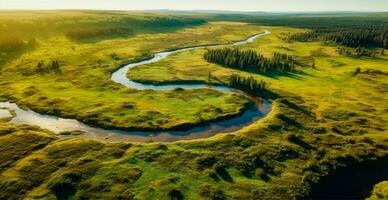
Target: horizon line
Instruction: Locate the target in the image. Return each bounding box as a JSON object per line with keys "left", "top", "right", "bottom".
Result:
{"left": 0, "top": 8, "right": 387, "bottom": 13}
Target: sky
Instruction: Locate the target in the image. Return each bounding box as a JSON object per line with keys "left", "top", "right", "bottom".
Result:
{"left": 0, "top": 0, "right": 388, "bottom": 12}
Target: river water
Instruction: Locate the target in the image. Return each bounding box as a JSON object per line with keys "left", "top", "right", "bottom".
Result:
{"left": 0, "top": 30, "right": 272, "bottom": 142}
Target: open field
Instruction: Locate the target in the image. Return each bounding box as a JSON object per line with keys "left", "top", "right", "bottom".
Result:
{"left": 0, "top": 11, "right": 387, "bottom": 200}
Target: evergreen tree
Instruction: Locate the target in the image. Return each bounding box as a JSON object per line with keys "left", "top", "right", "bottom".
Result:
{"left": 204, "top": 48, "right": 294, "bottom": 74}
{"left": 229, "top": 73, "right": 267, "bottom": 94}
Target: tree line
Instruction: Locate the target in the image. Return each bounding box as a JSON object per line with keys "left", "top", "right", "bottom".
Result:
{"left": 235, "top": 15, "right": 388, "bottom": 49}
{"left": 204, "top": 48, "right": 295, "bottom": 74}
{"left": 289, "top": 26, "right": 388, "bottom": 49}
{"left": 229, "top": 73, "right": 266, "bottom": 95}
{"left": 203, "top": 15, "right": 388, "bottom": 49}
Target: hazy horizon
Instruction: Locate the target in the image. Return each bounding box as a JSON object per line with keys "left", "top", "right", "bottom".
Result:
{"left": 1, "top": 0, "right": 388, "bottom": 12}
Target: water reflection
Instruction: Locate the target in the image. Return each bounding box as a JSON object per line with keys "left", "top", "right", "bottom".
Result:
{"left": 0, "top": 99, "right": 270, "bottom": 142}
{"left": 0, "top": 30, "right": 272, "bottom": 142}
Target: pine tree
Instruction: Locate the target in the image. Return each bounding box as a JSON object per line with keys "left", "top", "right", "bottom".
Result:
{"left": 204, "top": 48, "right": 294, "bottom": 74}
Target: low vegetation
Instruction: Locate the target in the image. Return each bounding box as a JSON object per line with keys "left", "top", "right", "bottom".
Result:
{"left": 0, "top": 11, "right": 387, "bottom": 200}
{"left": 36, "top": 60, "right": 61, "bottom": 74}
{"left": 65, "top": 27, "right": 134, "bottom": 41}
{"left": 0, "top": 34, "right": 36, "bottom": 65}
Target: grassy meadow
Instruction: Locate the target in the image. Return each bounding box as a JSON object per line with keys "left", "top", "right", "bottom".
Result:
{"left": 0, "top": 11, "right": 387, "bottom": 200}
{"left": 129, "top": 25, "right": 388, "bottom": 137}
{"left": 0, "top": 12, "right": 264, "bottom": 131}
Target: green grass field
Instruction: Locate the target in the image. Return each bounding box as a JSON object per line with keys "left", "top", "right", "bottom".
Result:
{"left": 0, "top": 12, "right": 264, "bottom": 130}
{"left": 129, "top": 26, "right": 388, "bottom": 134}
{"left": 0, "top": 11, "right": 387, "bottom": 200}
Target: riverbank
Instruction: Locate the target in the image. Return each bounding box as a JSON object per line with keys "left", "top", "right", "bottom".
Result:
{"left": 0, "top": 22, "right": 264, "bottom": 134}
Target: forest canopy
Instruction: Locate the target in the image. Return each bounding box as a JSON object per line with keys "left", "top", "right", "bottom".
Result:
{"left": 209, "top": 13, "right": 388, "bottom": 48}
{"left": 252, "top": 15, "right": 388, "bottom": 48}
{"left": 204, "top": 48, "right": 295, "bottom": 74}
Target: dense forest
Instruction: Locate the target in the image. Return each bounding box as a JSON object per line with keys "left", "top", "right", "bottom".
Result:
{"left": 289, "top": 25, "right": 388, "bottom": 48}
{"left": 204, "top": 48, "right": 294, "bottom": 74}
{"left": 251, "top": 15, "right": 388, "bottom": 49}
{"left": 229, "top": 73, "right": 266, "bottom": 94}
{"left": 209, "top": 14, "right": 388, "bottom": 49}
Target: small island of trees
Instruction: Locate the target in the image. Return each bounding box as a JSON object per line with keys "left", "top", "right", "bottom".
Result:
{"left": 204, "top": 48, "right": 295, "bottom": 74}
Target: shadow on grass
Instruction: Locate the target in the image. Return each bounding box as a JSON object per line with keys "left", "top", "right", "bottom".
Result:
{"left": 259, "top": 89, "right": 280, "bottom": 100}
{"left": 262, "top": 69, "right": 318, "bottom": 80}
{"left": 277, "top": 114, "right": 304, "bottom": 129}
{"left": 278, "top": 98, "right": 311, "bottom": 115}
{"left": 215, "top": 166, "right": 234, "bottom": 183}
{"left": 263, "top": 71, "right": 305, "bottom": 80}
{"left": 287, "top": 134, "right": 315, "bottom": 150}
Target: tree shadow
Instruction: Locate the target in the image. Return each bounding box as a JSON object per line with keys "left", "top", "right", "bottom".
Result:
{"left": 287, "top": 134, "right": 315, "bottom": 150}
{"left": 215, "top": 166, "right": 234, "bottom": 183}
{"left": 264, "top": 71, "right": 304, "bottom": 80}
{"left": 261, "top": 69, "right": 317, "bottom": 80}
{"left": 277, "top": 114, "right": 304, "bottom": 129}
{"left": 259, "top": 89, "right": 281, "bottom": 100}
{"left": 278, "top": 98, "right": 311, "bottom": 115}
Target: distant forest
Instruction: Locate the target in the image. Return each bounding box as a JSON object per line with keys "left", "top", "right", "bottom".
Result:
{"left": 256, "top": 16, "right": 388, "bottom": 48}
{"left": 289, "top": 25, "right": 387, "bottom": 48}
{"left": 210, "top": 14, "right": 388, "bottom": 49}
{"left": 204, "top": 48, "right": 294, "bottom": 74}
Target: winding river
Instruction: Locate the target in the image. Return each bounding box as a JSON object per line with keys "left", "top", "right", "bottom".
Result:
{"left": 0, "top": 30, "right": 271, "bottom": 142}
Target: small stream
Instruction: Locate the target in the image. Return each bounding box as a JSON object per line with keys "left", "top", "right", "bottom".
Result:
{"left": 111, "top": 30, "right": 271, "bottom": 90}
{"left": 0, "top": 30, "right": 272, "bottom": 142}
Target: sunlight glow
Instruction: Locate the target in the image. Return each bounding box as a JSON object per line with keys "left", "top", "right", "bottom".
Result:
{"left": 0, "top": 0, "right": 387, "bottom": 12}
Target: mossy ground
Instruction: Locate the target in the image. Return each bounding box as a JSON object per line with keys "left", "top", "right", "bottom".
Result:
{"left": 368, "top": 181, "right": 388, "bottom": 200}
{"left": 0, "top": 12, "right": 387, "bottom": 200}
